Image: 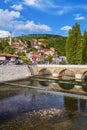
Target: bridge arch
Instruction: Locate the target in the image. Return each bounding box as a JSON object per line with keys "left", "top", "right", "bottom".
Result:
{"left": 53, "top": 70, "right": 59, "bottom": 73}
{"left": 39, "top": 68, "right": 52, "bottom": 75}
{"left": 83, "top": 71, "right": 87, "bottom": 77}
{"left": 59, "top": 69, "right": 75, "bottom": 80}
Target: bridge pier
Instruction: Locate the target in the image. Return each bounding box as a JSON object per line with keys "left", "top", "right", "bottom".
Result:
{"left": 52, "top": 71, "right": 59, "bottom": 77}
{"left": 75, "top": 73, "right": 84, "bottom": 80}
{"left": 74, "top": 85, "right": 82, "bottom": 89}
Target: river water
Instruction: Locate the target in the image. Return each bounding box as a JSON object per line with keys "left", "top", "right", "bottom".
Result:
{"left": 0, "top": 76, "right": 87, "bottom": 130}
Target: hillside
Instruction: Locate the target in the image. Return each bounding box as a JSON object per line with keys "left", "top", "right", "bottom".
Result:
{"left": 19, "top": 34, "right": 67, "bottom": 56}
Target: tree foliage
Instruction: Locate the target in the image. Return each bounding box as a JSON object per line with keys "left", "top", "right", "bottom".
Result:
{"left": 66, "top": 23, "right": 82, "bottom": 64}
{"left": 46, "top": 55, "right": 52, "bottom": 63}
{"left": 82, "top": 31, "right": 87, "bottom": 64}
{"left": 0, "top": 39, "right": 14, "bottom": 54}
{"left": 45, "top": 37, "right": 66, "bottom": 56}
{"left": 17, "top": 51, "right": 26, "bottom": 56}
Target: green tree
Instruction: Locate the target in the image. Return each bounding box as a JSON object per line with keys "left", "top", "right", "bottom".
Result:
{"left": 46, "top": 55, "right": 52, "bottom": 63}
{"left": 0, "top": 39, "right": 14, "bottom": 54}
{"left": 82, "top": 31, "right": 87, "bottom": 64}
{"left": 3, "top": 46, "right": 14, "bottom": 54}
{"left": 17, "top": 51, "right": 26, "bottom": 56}
{"left": 46, "top": 37, "right": 66, "bottom": 56}
{"left": 66, "top": 23, "right": 82, "bottom": 64}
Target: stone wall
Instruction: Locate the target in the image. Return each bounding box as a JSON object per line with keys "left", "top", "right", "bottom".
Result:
{"left": 0, "top": 65, "right": 31, "bottom": 82}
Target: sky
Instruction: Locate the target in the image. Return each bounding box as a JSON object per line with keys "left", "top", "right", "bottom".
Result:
{"left": 0, "top": 0, "right": 87, "bottom": 37}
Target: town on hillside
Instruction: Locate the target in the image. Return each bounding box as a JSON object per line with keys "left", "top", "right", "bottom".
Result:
{"left": 0, "top": 35, "right": 66, "bottom": 65}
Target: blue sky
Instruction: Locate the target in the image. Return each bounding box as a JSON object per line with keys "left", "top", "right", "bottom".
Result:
{"left": 0, "top": 0, "right": 87, "bottom": 37}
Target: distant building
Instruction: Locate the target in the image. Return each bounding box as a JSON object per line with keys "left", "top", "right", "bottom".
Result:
{"left": 0, "top": 53, "right": 18, "bottom": 62}
{"left": 58, "top": 56, "right": 67, "bottom": 63}
{"left": 11, "top": 42, "right": 28, "bottom": 53}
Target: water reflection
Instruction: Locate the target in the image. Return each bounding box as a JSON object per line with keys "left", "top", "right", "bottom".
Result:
{"left": 12, "top": 76, "right": 87, "bottom": 92}
{"left": 64, "top": 97, "right": 78, "bottom": 117}
{"left": 82, "top": 85, "right": 87, "bottom": 92}
{"left": 0, "top": 85, "right": 87, "bottom": 130}
{"left": 28, "top": 78, "right": 87, "bottom": 94}
{"left": 39, "top": 80, "right": 49, "bottom": 86}
{"left": 64, "top": 97, "right": 87, "bottom": 117}
{"left": 59, "top": 81, "right": 74, "bottom": 90}
{"left": 1, "top": 79, "right": 87, "bottom": 130}
{"left": 80, "top": 99, "right": 87, "bottom": 112}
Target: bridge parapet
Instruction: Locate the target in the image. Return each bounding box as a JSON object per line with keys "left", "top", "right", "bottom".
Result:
{"left": 37, "top": 64, "right": 87, "bottom": 73}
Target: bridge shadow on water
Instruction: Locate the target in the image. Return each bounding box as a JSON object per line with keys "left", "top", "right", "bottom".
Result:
{"left": 7, "top": 74, "right": 87, "bottom": 97}
{"left": 29, "top": 74, "right": 87, "bottom": 95}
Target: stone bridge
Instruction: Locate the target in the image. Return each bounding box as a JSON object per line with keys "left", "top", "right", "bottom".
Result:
{"left": 33, "top": 64, "right": 87, "bottom": 80}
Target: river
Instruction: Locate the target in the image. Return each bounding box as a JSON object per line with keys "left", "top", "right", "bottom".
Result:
{"left": 0, "top": 76, "right": 87, "bottom": 130}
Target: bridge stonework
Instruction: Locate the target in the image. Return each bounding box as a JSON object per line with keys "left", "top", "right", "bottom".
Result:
{"left": 36, "top": 65, "right": 87, "bottom": 79}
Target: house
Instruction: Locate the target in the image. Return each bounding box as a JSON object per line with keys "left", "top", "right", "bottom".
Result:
{"left": 30, "top": 39, "right": 42, "bottom": 49}
{"left": 11, "top": 42, "right": 28, "bottom": 53}
{"left": 58, "top": 56, "right": 67, "bottom": 63}
{"left": 0, "top": 53, "right": 19, "bottom": 63}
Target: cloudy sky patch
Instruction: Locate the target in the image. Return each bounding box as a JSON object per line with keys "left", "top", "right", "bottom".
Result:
{"left": 0, "top": 30, "right": 10, "bottom": 38}
{"left": 0, "top": 0, "right": 87, "bottom": 36}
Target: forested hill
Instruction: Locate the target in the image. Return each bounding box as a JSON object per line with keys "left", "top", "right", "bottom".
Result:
{"left": 26, "top": 34, "right": 63, "bottom": 38}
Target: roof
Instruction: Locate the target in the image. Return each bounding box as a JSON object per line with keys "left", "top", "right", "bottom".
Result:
{"left": 0, "top": 53, "right": 18, "bottom": 58}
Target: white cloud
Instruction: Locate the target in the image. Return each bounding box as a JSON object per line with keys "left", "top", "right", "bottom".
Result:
{"left": 57, "top": 9, "right": 65, "bottom": 15}
{"left": 0, "top": 8, "right": 51, "bottom": 34}
{"left": 0, "top": 9, "right": 20, "bottom": 28}
{"left": 74, "top": 14, "right": 85, "bottom": 20}
{"left": 24, "top": 0, "right": 45, "bottom": 9}
{"left": 75, "top": 16, "right": 85, "bottom": 20}
{"left": 60, "top": 26, "right": 72, "bottom": 31}
{"left": 57, "top": 6, "right": 71, "bottom": 15}
{"left": 0, "top": 30, "right": 10, "bottom": 38}
{"left": 16, "top": 21, "right": 51, "bottom": 33}
{"left": 24, "top": 0, "right": 37, "bottom": 6}
{"left": 23, "top": 1, "right": 87, "bottom": 16}
{"left": 23, "top": 0, "right": 56, "bottom": 10}
{"left": 0, "top": 9, "right": 20, "bottom": 20}
{"left": 57, "top": 5, "right": 87, "bottom": 16}
{"left": 11, "top": 4, "right": 23, "bottom": 11}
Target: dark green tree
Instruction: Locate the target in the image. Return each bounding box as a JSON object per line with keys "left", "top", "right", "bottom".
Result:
{"left": 0, "top": 39, "right": 14, "bottom": 54}
{"left": 46, "top": 55, "right": 52, "bottom": 63}
{"left": 66, "top": 23, "right": 82, "bottom": 64}
{"left": 3, "top": 46, "right": 14, "bottom": 54}
{"left": 17, "top": 51, "right": 26, "bottom": 56}
{"left": 82, "top": 31, "right": 87, "bottom": 64}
